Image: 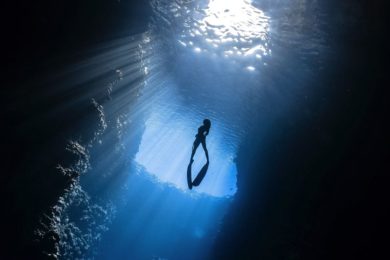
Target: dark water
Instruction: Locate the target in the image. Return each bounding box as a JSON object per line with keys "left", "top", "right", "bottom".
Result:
{"left": 3, "top": 0, "right": 387, "bottom": 259}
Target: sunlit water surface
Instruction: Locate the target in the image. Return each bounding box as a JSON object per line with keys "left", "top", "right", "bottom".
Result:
{"left": 152, "top": 0, "right": 271, "bottom": 70}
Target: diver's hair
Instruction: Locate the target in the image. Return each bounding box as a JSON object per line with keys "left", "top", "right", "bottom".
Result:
{"left": 203, "top": 119, "right": 211, "bottom": 126}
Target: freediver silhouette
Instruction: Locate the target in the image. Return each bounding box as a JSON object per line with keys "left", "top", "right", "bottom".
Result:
{"left": 187, "top": 119, "right": 211, "bottom": 189}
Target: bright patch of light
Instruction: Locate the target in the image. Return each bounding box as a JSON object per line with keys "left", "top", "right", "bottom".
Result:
{"left": 135, "top": 112, "right": 237, "bottom": 198}
{"left": 203, "top": 0, "right": 268, "bottom": 42}
{"left": 246, "top": 66, "right": 255, "bottom": 71}
{"left": 170, "top": 0, "right": 270, "bottom": 68}
{"left": 178, "top": 40, "right": 187, "bottom": 47}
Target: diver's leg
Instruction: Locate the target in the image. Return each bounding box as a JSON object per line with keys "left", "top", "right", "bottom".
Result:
{"left": 201, "top": 140, "right": 209, "bottom": 162}
{"left": 190, "top": 139, "right": 200, "bottom": 162}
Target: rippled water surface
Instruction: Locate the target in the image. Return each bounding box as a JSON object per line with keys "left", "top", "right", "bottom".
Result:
{"left": 152, "top": 0, "right": 271, "bottom": 69}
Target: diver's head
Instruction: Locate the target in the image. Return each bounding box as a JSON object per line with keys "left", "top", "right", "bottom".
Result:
{"left": 203, "top": 119, "right": 211, "bottom": 128}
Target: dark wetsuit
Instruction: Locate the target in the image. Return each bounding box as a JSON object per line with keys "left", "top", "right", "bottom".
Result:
{"left": 196, "top": 125, "right": 209, "bottom": 139}
{"left": 191, "top": 125, "right": 209, "bottom": 162}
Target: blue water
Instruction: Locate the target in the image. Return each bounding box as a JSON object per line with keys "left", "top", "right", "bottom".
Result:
{"left": 47, "top": 0, "right": 332, "bottom": 259}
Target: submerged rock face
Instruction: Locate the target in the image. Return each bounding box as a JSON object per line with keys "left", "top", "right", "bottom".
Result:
{"left": 3, "top": 28, "right": 151, "bottom": 258}
{"left": 31, "top": 31, "right": 153, "bottom": 258}
{"left": 36, "top": 182, "right": 116, "bottom": 259}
